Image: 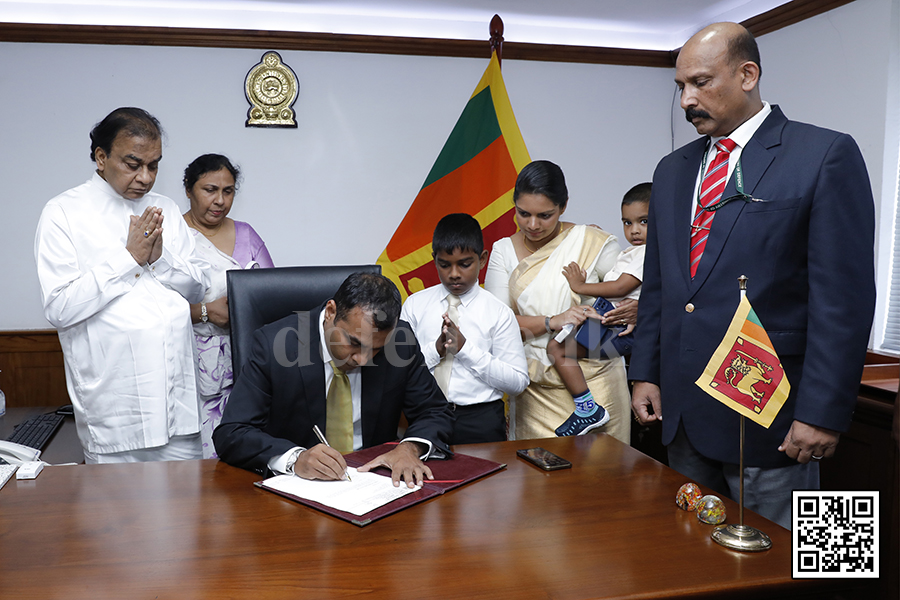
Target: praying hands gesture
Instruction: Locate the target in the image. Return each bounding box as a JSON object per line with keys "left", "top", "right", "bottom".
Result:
{"left": 126, "top": 206, "right": 164, "bottom": 266}
{"left": 435, "top": 313, "right": 466, "bottom": 358}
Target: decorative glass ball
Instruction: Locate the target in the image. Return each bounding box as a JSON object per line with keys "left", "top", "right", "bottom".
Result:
{"left": 676, "top": 482, "right": 704, "bottom": 511}
{"left": 696, "top": 495, "right": 727, "bottom": 525}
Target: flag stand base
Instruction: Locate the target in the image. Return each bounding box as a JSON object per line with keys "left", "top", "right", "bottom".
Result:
{"left": 711, "top": 523, "right": 772, "bottom": 552}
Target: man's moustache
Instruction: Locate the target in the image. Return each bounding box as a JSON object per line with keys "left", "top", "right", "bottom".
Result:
{"left": 685, "top": 108, "right": 711, "bottom": 122}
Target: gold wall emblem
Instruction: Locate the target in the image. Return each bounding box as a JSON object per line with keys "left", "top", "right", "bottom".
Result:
{"left": 244, "top": 51, "right": 299, "bottom": 128}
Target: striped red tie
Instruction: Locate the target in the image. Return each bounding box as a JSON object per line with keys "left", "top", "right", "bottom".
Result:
{"left": 689, "top": 138, "right": 737, "bottom": 278}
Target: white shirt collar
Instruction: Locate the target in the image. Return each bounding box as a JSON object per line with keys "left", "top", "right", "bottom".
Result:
{"left": 711, "top": 101, "right": 771, "bottom": 150}
{"left": 440, "top": 282, "right": 479, "bottom": 307}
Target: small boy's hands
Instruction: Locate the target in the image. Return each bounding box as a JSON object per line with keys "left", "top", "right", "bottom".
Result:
{"left": 562, "top": 261, "right": 587, "bottom": 293}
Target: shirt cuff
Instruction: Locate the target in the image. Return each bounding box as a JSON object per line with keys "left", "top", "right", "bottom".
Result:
{"left": 452, "top": 340, "right": 482, "bottom": 370}
{"left": 400, "top": 437, "right": 435, "bottom": 460}
{"left": 147, "top": 246, "right": 174, "bottom": 278}
{"left": 421, "top": 341, "right": 442, "bottom": 370}
{"left": 268, "top": 446, "right": 305, "bottom": 475}
{"left": 109, "top": 246, "right": 145, "bottom": 283}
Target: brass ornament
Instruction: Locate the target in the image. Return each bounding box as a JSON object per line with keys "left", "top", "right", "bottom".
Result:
{"left": 244, "top": 51, "right": 299, "bottom": 128}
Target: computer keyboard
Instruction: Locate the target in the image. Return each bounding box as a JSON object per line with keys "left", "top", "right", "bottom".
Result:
{"left": 7, "top": 413, "right": 65, "bottom": 451}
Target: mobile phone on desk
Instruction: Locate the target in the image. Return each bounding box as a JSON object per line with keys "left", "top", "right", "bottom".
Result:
{"left": 516, "top": 447, "right": 572, "bottom": 471}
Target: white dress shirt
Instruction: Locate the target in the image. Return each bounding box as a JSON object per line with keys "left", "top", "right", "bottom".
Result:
{"left": 401, "top": 283, "right": 529, "bottom": 406}
{"left": 690, "top": 102, "right": 772, "bottom": 219}
{"left": 34, "top": 172, "right": 210, "bottom": 454}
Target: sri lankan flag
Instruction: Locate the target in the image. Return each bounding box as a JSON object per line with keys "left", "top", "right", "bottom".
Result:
{"left": 377, "top": 51, "right": 530, "bottom": 299}
{"left": 695, "top": 295, "right": 790, "bottom": 428}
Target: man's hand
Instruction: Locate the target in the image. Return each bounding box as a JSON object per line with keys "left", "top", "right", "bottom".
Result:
{"left": 440, "top": 313, "right": 466, "bottom": 355}
{"left": 291, "top": 444, "right": 349, "bottom": 480}
{"left": 600, "top": 298, "right": 638, "bottom": 327}
{"left": 126, "top": 206, "right": 162, "bottom": 265}
{"left": 357, "top": 441, "right": 433, "bottom": 488}
{"left": 148, "top": 210, "right": 164, "bottom": 265}
{"left": 778, "top": 420, "right": 840, "bottom": 464}
{"left": 632, "top": 381, "right": 662, "bottom": 424}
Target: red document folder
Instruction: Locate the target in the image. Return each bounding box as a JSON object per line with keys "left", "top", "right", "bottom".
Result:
{"left": 254, "top": 443, "right": 506, "bottom": 526}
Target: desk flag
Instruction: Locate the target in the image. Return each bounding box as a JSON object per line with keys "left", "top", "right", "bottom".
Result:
{"left": 377, "top": 51, "right": 530, "bottom": 300}
{"left": 695, "top": 295, "right": 790, "bottom": 428}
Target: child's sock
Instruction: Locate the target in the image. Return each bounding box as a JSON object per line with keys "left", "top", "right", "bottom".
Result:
{"left": 573, "top": 390, "right": 598, "bottom": 417}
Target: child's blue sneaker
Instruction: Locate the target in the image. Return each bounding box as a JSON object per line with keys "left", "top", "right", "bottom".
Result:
{"left": 554, "top": 406, "right": 610, "bottom": 437}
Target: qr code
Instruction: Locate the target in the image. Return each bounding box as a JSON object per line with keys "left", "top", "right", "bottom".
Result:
{"left": 793, "top": 491, "right": 879, "bottom": 578}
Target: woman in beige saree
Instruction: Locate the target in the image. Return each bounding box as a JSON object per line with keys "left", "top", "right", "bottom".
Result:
{"left": 485, "top": 161, "right": 633, "bottom": 443}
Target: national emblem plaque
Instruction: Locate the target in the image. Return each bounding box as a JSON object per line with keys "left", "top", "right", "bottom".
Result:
{"left": 244, "top": 51, "right": 299, "bottom": 128}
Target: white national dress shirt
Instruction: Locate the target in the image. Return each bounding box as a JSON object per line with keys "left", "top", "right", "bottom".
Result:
{"left": 690, "top": 101, "right": 772, "bottom": 220}
{"left": 400, "top": 283, "right": 529, "bottom": 406}
{"left": 34, "top": 172, "right": 210, "bottom": 454}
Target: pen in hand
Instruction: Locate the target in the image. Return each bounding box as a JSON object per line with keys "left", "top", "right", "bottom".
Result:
{"left": 312, "top": 424, "right": 352, "bottom": 481}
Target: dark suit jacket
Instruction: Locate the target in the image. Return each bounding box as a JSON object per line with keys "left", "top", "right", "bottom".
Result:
{"left": 213, "top": 304, "right": 454, "bottom": 474}
{"left": 629, "top": 105, "right": 876, "bottom": 467}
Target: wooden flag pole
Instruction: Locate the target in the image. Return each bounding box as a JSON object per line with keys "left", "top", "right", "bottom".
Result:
{"left": 711, "top": 275, "right": 773, "bottom": 552}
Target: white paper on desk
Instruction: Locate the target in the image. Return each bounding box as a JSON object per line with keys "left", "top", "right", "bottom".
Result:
{"left": 262, "top": 468, "right": 419, "bottom": 516}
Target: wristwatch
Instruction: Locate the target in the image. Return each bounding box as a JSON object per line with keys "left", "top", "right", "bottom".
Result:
{"left": 200, "top": 303, "right": 208, "bottom": 324}
{"left": 285, "top": 448, "right": 303, "bottom": 476}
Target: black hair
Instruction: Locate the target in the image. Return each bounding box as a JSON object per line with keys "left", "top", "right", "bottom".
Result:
{"left": 333, "top": 272, "right": 401, "bottom": 332}
{"left": 728, "top": 27, "right": 762, "bottom": 78}
{"left": 622, "top": 182, "right": 652, "bottom": 207}
{"left": 183, "top": 154, "right": 242, "bottom": 192}
{"left": 432, "top": 213, "right": 484, "bottom": 256}
{"left": 90, "top": 107, "right": 163, "bottom": 162}
{"left": 513, "top": 160, "right": 568, "bottom": 209}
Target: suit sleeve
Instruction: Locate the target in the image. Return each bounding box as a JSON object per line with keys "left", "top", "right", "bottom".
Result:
{"left": 628, "top": 169, "right": 664, "bottom": 385}
{"left": 394, "top": 324, "right": 454, "bottom": 454}
{"left": 213, "top": 328, "right": 299, "bottom": 474}
{"left": 793, "top": 133, "right": 875, "bottom": 431}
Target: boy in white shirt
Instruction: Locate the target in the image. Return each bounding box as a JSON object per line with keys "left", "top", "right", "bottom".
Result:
{"left": 549, "top": 183, "right": 650, "bottom": 436}
{"left": 401, "top": 214, "right": 529, "bottom": 444}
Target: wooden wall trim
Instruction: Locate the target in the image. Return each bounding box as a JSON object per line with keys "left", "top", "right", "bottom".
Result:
{"left": 0, "top": 330, "right": 61, "bottom": 354}
{"left": 0, "top": 0, "right": 855, "bottom": 67}
{"left": 743, "top": 0, "right": 857, "bottom": 37}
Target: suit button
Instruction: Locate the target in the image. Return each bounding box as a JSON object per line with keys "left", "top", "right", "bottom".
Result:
{"left": 685, "top": 303, "right": 695, "bottom": 313}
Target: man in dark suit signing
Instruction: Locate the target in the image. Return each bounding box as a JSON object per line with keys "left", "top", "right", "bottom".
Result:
{"left": 629, "top": 22, "right": 876, "bottom": 527}
{"left": 214, "top": 272, "right": 453, "bottom": 487}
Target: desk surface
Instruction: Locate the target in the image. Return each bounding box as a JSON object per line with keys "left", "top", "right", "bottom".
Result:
{"left": 0, "top": 435, "right": 828, "bottom": 600}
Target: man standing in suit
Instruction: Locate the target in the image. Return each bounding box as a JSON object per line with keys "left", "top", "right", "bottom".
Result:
{"left": 630, "top": 22, "right": 876, "bottom": 527}
{"left": 214, "top": 272, "right": 453, "bottom": 487}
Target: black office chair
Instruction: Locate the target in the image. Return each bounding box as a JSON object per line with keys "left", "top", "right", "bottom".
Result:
{"left": 227, "top": 265, "right": 381, "bottom": 377}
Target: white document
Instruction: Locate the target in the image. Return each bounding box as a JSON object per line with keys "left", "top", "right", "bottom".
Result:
{"left": 262, "top": 468, "right": 420, "bottom": 516}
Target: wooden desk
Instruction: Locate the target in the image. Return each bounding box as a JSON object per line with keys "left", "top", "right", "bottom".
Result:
{"left": 0, "top": 435, "right": 831, "bottom": 599}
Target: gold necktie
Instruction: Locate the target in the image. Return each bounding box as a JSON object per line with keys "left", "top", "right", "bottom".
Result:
{"left": 433, "top": 293, "right": 461, "bottom": 398}
{"left": 325, "top": 360, "right": 353, "bottom": 453}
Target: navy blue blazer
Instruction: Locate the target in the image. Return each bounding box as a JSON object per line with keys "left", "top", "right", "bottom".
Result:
{"left": 629, "top": 106, "right": 876, "bottom": 467}
{"left": 214, "top": 304, "right": 454, "bottom": 475}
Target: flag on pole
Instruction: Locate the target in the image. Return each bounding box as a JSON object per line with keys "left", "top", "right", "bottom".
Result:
{"left": 377, "top": 51, "right": 531, "bottom": 300}
{"left": 695, "top": 295, "right": 790, "bottom": 428}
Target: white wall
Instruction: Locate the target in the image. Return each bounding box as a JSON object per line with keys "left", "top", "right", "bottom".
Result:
{"left": 1, "top": 0, "right": 897, "bottom": 332}
{"left": 0, "top": 43, "right": 673, "bottom": 329}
